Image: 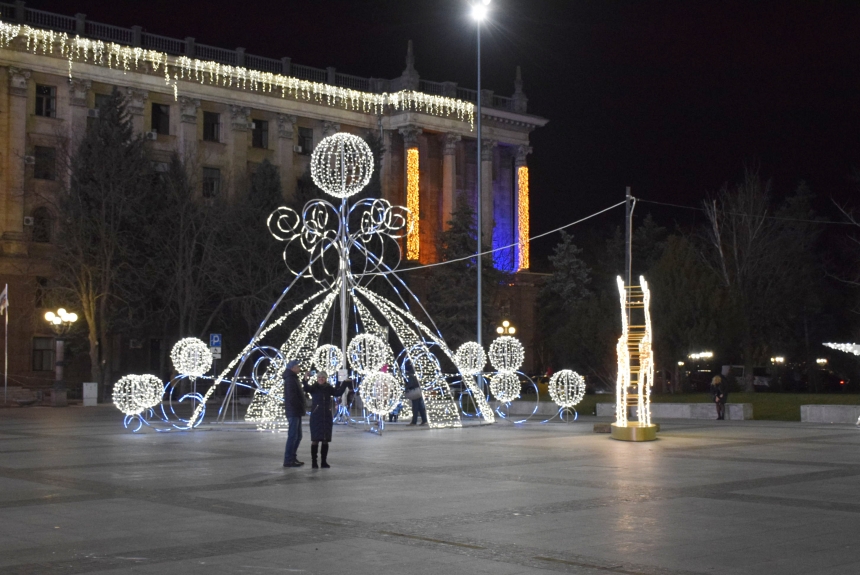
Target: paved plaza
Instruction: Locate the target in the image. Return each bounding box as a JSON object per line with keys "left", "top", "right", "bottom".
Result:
{"left": 1, "top": 406, "right": 859, "bottom": 574}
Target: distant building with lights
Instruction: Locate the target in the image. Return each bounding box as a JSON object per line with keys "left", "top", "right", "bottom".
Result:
{"left": 0, "top": 4, "right": 547, "bottom": 392}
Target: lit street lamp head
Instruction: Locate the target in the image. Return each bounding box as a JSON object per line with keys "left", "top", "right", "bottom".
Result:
{"left": 471, "top": 2, "right": 489, "bottom": 21}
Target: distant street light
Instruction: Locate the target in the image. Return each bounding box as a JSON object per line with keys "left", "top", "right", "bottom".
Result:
{"left": 688, "top": 351, "right": 713, "bottom": 360}
{"left": 771, "top": 356, "right": 785, "bottom": 364}
{"left": 472, "top": 0, "right": 491, "bottom": 348}
{"left": 816, "top": 358, "right": 828, "bottom": 365}
{"left": 45, "top": 308, "right": 77, "bottom": 406}
{"left": 496, "top": 319, "right": 516, "bottom": 335}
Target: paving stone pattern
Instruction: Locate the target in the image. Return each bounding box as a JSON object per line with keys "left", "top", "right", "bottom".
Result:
{"left": 1, "top": 406, "right": 859, "bottom": 574}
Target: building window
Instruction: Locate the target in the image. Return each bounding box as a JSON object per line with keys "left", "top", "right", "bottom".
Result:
{"left": 35, "top": 85, "right": 56, "bottom": 118}
{"left": 297, "top": 127, "right": 313, "bottom": 155}
{"left": 203, "top": 112, "right": 221, "bottom": 142}
{"left": 33, "top": 337, "right": 54, "bottom": 371}
{"left": 32, "top": 207, "right": 52, "bottom": 243}
{"left": 202, "top": 167, "right": 221, "bottom": 198}
{"left": 151, "top": 103, "right": 170, "bottom": 135}
{"left": 33, "top": 146, "right": 56, "bottom": 181}
{"left": 35, "top": 277, "right": 48, "bottom": 308}
{"left": 251, "top": 119, "right": 268, "bottom": 149}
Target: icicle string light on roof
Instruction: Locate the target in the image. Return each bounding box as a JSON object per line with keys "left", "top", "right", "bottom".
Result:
{"left": 0, "top": 20, "right": 474, "bottom": 128}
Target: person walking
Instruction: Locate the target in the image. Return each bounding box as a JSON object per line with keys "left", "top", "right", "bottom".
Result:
{"left": 405, "top": 364, "right": 427, "bottom": 426}
{"left": 283, "top": 360, "right": 307, "bottom": 467}
{"left": 711, "top": 375, "right": 728, "bottom": 420}
{"left": 303, "top": 371, "right": 350, "bottom": 468}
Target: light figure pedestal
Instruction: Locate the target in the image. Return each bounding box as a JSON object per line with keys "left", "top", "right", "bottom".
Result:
{"left": 611, "top": 275, "right": 657, "bottom": 442}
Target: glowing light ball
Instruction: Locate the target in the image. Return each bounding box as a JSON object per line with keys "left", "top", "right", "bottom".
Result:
{"left": 490, "top": 371, "right": 521, "bottom": 403}
{"left": 347, "top": 334, "right": 388, "bottom": 375}
{"left": 488, "top": 336, "right": 524, "bottom": 373}
{"left": 113, "top": 374, "right": 164, "bottom": 416}
{"left": 310, "top": 132, "right": 374, "bottom": 199}
{"left": 454, "top": 341, "right": 486, "bottom": 375}
{"left": 548, "top": 370, "right": 586, "bottom": 408}
{"left": 170, "top": 338, "right": 212, "bottom": 376}
{"left": 359, "top": 371, "right": 403, "bottom": 415}
{"left": 313, "top": 344, "right": 344, "bottom": 374}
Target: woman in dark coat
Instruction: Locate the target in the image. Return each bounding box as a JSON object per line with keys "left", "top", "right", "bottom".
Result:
{"left": 711, "top": 375, "right": 728, "bottom": 420}
{"left": 303, "top": 371, "right": 350, "bottom": 468}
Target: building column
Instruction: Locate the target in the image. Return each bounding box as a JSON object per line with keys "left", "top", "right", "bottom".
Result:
{"left": 441, "top": 133, "right": 460, "bottom": 230}
{"left": 480, "top": 139, "right": 497, "bottom": 247}
{"left": 379, "top": 128, "right": 395, "bottom": 203}
{"left": 177, "top": 96, "right": 200, "bottom": 160}
{"left": 399, "top": 125, "right": 421, "bottom": 261}
{"left": 515, "top": 145, "right": 533, "bottom": 271}
{"left": 2, "top": 67, "right": 29, "bottom": 255}
{"left": 226, "top": 105, "right": 251, "bottom": 198}
{"left": 276, "top": 114, "right": 297, "bottom": 202}
{"left": 67, "top": 78, "right": 90, "bottom": 148}
{"left": 123, "top": 88, "right": 148, "bottom": 135}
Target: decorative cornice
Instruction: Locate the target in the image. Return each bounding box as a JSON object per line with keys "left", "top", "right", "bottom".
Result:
{"left": 276, "top": 114, "right": 296, "bottom": 139}
{"left": 178, "top": 96, "right": 200, "bottom": 124}
{"left": 68, "top": 78, "right": 90, "bottom": 107}
{"left": 515, "top": 144, "right": 533, "bottom": 167}
{"left": 481, "top": 139, "right": 497, "bottom": 162}
{"left": 229, "top": 105, "right": 251, "bottom": 131}
{"left": 442, "top": 133, "right": 461, "bottom": 155}
{"left": 123, "top": 87, "right": 147, "bottom": 116}
{"left": 399, "top": 124, "right": 422, "bottom": 148}
{"left": 322, "top": 121, "right": 340, "bottom": 138}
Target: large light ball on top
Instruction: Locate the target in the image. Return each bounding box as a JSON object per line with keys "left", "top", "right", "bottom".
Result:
{"left": 489, "top": 371, "right": 521, "bottom": 403}
{"left": 113, "top": 374, "right": 164, "bottom": 416}
{"left": 454, "top": 341, "right": 486, "bottom": 375}
{"left": 548, "top": 370, "right": 586, "bottom": 408}
{"left": 310, "top": 132, "right": 374, "bottom": 199}
{"left": 359, "top": 372, "right": 403, "bottom": 415}
{"left": 488, "top": 336, "right": 524, "bottom": 373}
{"left": 347, "top": 333, "right": 388, "bottom": 375}
{"left": 170, "top": 338, "right": 212, "bottom": 376}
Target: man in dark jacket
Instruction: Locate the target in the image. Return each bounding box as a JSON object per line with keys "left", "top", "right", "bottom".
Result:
{"left": 283, "top": 359, "right": 306, "bottom": 467}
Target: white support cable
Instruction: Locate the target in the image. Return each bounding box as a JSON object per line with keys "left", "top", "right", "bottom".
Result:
{"left": 360, "top": 200, "right": 627, "bottom": 276}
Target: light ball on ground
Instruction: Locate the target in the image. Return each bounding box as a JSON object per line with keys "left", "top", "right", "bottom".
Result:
{"left": 490, "top": 371, "right": 521, "bottom": 403}
{"left": 113, "top": 374, "right": 164, "bottom": 416}
{"left": 170, "top": 338, "right": 212, "bottom": 377}
{"left": 359, "top": 371, "right": 403, "bottom": 415}
{"left": 548, "top": 369, "right": 586, "bottom": 408}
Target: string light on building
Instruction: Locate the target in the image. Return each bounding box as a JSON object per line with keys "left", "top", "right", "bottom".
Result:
{"left": 0, "top": 19, "right": 476, "bottom": 129}
{"left": 406, "top": 147, "right": 420, "bottom": 260}
{"left": 488, "top": 335, "right": 524, "bottom": 372}
{"left": 359, "top": 371, "right": 403, "bottom": 415}
{"left": 548, "top": 370, "right": 586, "bottom": 408}
{"left": 310, "top": 133, "right": 374, "bottom": 199}
{"left": 170, "top": 338, "right": 213, "bottom": 377}
{"left": 112, "top": 374, "right": 164, "bottom": 416}
{"left": 489, "top": 371, "right": 521, "bottom": 403}
{"left": 517, "top": 166, "right": 530, "bottom": 270}
{"left": 454, "top": 342, "right": 486, "bottom": 376}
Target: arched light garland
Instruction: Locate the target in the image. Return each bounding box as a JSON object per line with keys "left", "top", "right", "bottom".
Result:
{"left": 488, "top": 336, "right": 524, "bottom": 373}
{"left": 454, "top": 342, "right": 486, "bottom": 376}
{"left": 489, "top": 371, "right": 521, "bottom": 403}
{"left": 517, "top": 166, "right": 530, "bottom": 270}
{"left": 310, "top": 133, "right": 374, "bottom": 199}
{"left": 548, "top": 370, "right": 585, "bottom": 408}
{"left": 406, "top": 147, "right": 420, "bottom": 260}
{"left": 313, "top": 344, "right": 344, "bottom": 374}
{"left": 170, "top": 338, "right": 212, "bottom": 377}
{"left": 0, "top": 20, "right": 475, "bottom": 128}
{"left": 824, "top": 343, "right": 860, "bottom": 356}
{"left": 359, "top": 371, "right": 403, "bottom": 415}
{"left": 112, "top": 374, "right": 164, "bottom": 416}
{"left": 347, "top": 333, "right": 389, "bottom": 375}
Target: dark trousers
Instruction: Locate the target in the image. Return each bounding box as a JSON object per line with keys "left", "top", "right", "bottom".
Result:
{"left": 410, "top": 397, "right": 427, "bottom": 424}
{"left": 284, "top": 416, "right": 303, "bottom": 463}
{"left": 715, "top": 401, "right": 726, "bottom": 420}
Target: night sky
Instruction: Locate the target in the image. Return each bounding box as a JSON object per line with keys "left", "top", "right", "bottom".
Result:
{"left": 28, "top": 0, "right": 860, "bottom": 263}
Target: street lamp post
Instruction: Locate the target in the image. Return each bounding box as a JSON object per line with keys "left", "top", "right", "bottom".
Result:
{"left": 496, "top": 320, "right": 516, "bottom": 336}
{"left": 44, "top": 308, "right": 77, "bottom": 407}
{"left": 472, "top": 0, "right": 490, "bottom": 347}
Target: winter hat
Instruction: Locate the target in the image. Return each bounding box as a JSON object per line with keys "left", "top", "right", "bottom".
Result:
{"left": 285, "top": 360, "right": 300, "bottom": 370}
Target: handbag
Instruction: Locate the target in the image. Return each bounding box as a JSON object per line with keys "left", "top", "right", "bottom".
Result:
{"left": 404, "top": 387, "right": 422, "bottom": 401}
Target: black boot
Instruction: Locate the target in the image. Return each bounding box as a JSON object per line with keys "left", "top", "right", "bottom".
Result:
{"left": 321, "top": 443, "right": 330, "bottom": 468}
{"left": 311, "top": 443, "right": 319, "bottom": 469}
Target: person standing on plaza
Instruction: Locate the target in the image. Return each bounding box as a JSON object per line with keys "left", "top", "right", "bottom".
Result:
{"left": 711, "top": 375, "right": 727, "bottom": 420}
{"left": 283, "top": 360, "right": 307, "bottom": 467}
{"left": 303, "top": 371, "right": 350, "bottom": 468}
{"left": 405, "top": 364, "right": 427, "bottom": 426}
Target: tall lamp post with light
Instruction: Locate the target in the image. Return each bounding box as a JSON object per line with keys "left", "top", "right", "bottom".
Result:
{"left": 496, "top": 320, "right": 516, "bottom": 336}
{"left": 471, "top": 0, "right": 491, "bottom": 347}
{"left": 44, "top": 308, "right": 77, "bottom": 407}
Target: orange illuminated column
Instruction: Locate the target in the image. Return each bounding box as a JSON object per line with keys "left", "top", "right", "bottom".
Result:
{"left": 406, "top": 147, "right": 420, "bottom": 260}
{"left": 515, "top": 145, "right": 532, "bottom": 271}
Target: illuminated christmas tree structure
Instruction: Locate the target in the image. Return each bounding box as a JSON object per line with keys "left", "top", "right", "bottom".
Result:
{"left": 611, "top": 275, "right": 657, "bottom": 441}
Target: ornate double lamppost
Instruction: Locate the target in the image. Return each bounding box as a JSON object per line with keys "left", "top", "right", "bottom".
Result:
{"left": 44, "top": 308, "right": 77, "bottom": 407}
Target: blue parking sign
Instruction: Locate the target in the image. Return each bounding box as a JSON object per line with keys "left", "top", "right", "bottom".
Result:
{"left": 209, "top": 333, "right": 221, "bottom": 348}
